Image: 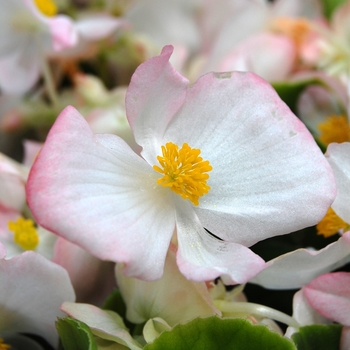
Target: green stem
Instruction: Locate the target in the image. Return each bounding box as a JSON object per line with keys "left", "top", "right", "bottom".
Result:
{"left": 42, "top": 57, "right": 59, "bottom": 108}
{"left": 214, "top": 300, "right": 301, "bottom": 328}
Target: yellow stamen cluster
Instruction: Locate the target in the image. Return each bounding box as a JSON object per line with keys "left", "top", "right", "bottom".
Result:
{"left": 8, "top": 218, "right": 39, "bottom": 251}
{"left": 317, "top": 207, "right": 349, "bottom": 238}
{"left": 318, "top": 115, "right": 350, "bottom": 146}
{"left": 0, "top": 338, "right": 11, "bottom": 350}
{"left": 34, "top": 0, "right": 57, "bottom": 17}
{"left": 153, "top": 142, "right": 212, "bottom": 206}
{"left": 270, "top": 17, "right": 311, "bottom": 48}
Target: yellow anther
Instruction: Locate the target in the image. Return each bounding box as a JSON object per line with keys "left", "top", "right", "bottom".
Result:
{"left": 318, "top": 114, "right": 350, "bottom": 146}
{"left": 0, "top": 338, "right": 11, "bottom": 350}
{"left": 153, "top": 142, "right": 212, "bottom": 206}
{"left": 317, "top": 207, "right": 350, "bottom": 238}
{"left": 270, "top": 17, "right": 311, "bottom": 48}
{"left": 8, "top": 217, "right": 39, "bottom": 251}
{"left": 34, "top": 0, "right": 57, "bottom": 16}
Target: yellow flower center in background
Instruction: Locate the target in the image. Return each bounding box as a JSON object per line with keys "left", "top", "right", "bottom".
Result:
{"left": 34, "top": 0, "right": 57, "bottom": 16}
{"left": 318, "top": 115, "right": 350, "bottom": 145}
{"left": 8, "top": 217, "right": 39, "bottom": 251}
{"left": 153, "top": 142, "right": 212, "bottom": 206}
{"left": 270, "top": 17, "right": 311, "bottom": 48}
{"left": 0, "top": 338, "right": 11, "bottom": 350}
{"left": 317, "top": 207, "right": 349, "bottom": 238}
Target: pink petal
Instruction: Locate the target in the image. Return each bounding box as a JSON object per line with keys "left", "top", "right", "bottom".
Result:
{"left": 53, "top": 237, "right": 116, "bottom": 305}
{"left": 49, "top": 15, "right": 78, "bottom": 51}
{"left": 125, "top": 45, "right": 189, "bottom": 164}
{"left": 27, "top": 106, "right": 176, "bottom": 280}
{"left": 304, "top": 272, "right": 350, "bottom": 326}
{"left": 292, "top": 289, "right": 329, "bottom": 326}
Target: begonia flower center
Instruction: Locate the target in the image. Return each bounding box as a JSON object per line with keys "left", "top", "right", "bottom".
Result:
{"left": 0, "top": 338, "right": 10, "bottom": 350}
{"left": 318, "top": 114, "right": 350, "bottom": 145}
{"left": 8, "top": 217, "right": 39, "bottom": 250}
{"left": 316, "top": 207, "right": 350, "bottom": 238}
{"left": 270, "top": 17, "right": 311, "bottom": 48}
{"left": 34, "top": 0, "right": 57, "bottom": 16}
{"left": 153, "top": 142, "right": 212, "bottom": 206}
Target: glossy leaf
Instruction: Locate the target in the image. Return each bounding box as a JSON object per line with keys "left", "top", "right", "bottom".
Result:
{"left": 56, "top": 317, "right": 97, "bottom": 350}
{"left": 292, "top": 324, "right": 342, "bottom": 350}
{"left": 144, "top": 316, "right": 296, "bottom": 350}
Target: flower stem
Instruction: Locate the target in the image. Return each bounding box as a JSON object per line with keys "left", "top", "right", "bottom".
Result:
{"left": 42, "top": 57, "right": 59, "bottom": 108}
{"left": 214, "top": 300, "right": 301, "bottom": 328}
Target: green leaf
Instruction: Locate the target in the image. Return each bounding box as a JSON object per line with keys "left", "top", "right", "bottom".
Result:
{"left": 144, "top": 316, "right": 296, "bottom": 350}
{"left": 56, "top": 317, "right": 97, "bottom": 350}
{"left": 272, "top": 78, "right": 323, "bottom": 114}
{"left": 320, "top": 0, "right": 346, "bottom": 19}
{"left": 292, "top": 324, "right": 342, "bottom": 350}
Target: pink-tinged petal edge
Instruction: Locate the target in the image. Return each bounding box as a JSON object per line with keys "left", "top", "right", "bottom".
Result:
{"left": 174, "top": 199, "right": 266, "bottom": 284}
{"left": 304, "top": 272, "right": 350, "bottom": 326}
{"left": 49, "top": 16, "right": 78, "bottom": 51}
{"left": 26, "top": 106, "right": 176, "bottom": 281}
{"left": 125, "top": 45, "right": 189, "bottom": 165}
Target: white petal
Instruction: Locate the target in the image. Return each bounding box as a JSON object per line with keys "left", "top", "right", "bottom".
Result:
{"left": 116, "top": 247, "right": 218, "bottom": 326}
{"left": 326, "top": 142, "right": 350, "bottom": 223}
{"left": 175, "top": 199, "right": 266, "bottom": 284}
{"left": 250, "top": 231, "right": 350, "bottom": 289}
{"left": 163, "top": 71, "right": 335, "bottom": 246}
{"left": 0, "top": 251, "right": 75, "bottom": 347}
{"left": 61, "top": 302, "right": 142, "bottom": 350}
{"left": 125, "top": 45, "right": 189, "bottom": 164}
{"left": 27, "top": 106, "right": 175, "bottom": 280}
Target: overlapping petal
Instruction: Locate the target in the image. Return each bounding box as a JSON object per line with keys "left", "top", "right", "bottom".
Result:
{"left": 74, "top": 15, "right": 125, "bottom": 41}
{"left": 0, "top": 153, "right": 26, "bottom": 211}
{"left": 0, "top": 47, "right": 41, "bottom": 95}
{"left": 251, "top": 231, "right": 350, "bottom": 289}
{"left": 304, "top": 272, "right": 350, "bottom": 326}
{"left": 27, "top": 106, "right": 176, "bottom": 280}
{"left": 0, "top": 250, "right": 75, "bottom": 347}
{"left": 174, "top": 198, "right": 265, "bottom": 284}
{"left": 285, "top": 289, "right": 329, "bottom": 338}
{"left": 217, "top": 33, "right": 296, "bottom": 82}
{"left": 53, "top": 237, "right": 116, "bottom": 304}
{"left": 326, "top": 142, "right": 350, "bottom": 223}
{"left": 116, "top": 246, "right": 219, "bottom": 326}
{"left": 61, "top": 302, "right": 142, "bottom": 350}
{"left": 126, "top": 45, "right": 189, "bottom": 164}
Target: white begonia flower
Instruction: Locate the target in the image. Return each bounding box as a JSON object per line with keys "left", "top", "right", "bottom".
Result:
{"left": 27, "top": 45, "right": 335, "bottom": 283}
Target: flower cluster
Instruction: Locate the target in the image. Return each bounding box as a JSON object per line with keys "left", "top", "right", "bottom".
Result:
{"left": 1, "top": 0, "right": 350, "bottom": 349}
